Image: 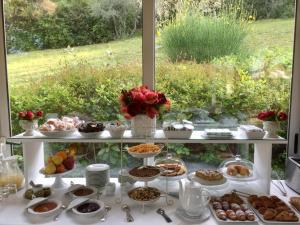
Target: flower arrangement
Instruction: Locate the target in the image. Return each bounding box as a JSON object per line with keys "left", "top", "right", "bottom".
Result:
{"left": 18, "top": 110, "right": 43, "bottom": 121}
{"left": 119, "top": 85, "right": 171, "bottom": 119}
{"left": 257, "top": 110, "right": 288, "bottom": 122}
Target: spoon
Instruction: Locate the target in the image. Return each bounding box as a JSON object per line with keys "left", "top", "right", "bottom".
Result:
{"left": 121, "top": 204, "right": 134, "bottom": 222}
{"left": 100, "top": 205, "right": 112, "bottom": 222}
{"left": 53, "top": 204, "right": 67, "bottom": 221}
{"left": 157, "top": 208, "right": 172, "bottom": 223}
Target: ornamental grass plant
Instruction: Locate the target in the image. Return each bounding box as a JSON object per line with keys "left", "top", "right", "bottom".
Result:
{"left": 161, "top": 2, "right": 249, "bottom": 63}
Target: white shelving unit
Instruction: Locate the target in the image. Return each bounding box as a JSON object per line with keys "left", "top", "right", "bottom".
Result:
{"left": 7, "top": 130, "right": 287, "bottom": 194}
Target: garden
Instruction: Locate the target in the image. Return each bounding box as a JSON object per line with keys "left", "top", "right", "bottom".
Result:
{"left": 4, "top": 0, "right": 295, "bottom": 177}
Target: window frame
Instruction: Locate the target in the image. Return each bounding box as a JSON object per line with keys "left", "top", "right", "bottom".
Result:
{"left": 0, "top": 0, "right": 299, "bottom": 157}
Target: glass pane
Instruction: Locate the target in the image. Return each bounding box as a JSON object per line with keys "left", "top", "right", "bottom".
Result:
{"left": 4, "top": 0, "right": 143, "bottom": 176}
{"left": 155, "top": 0, "right": 295, "bottom": 177}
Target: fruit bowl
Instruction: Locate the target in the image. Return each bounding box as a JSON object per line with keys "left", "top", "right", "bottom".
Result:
{"left": 40, "top": 167, "right": 75, "bottom": 189}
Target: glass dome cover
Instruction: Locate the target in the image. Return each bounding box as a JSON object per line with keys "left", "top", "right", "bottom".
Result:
{"left": 155, "top": 153, "right": 187, "bottom": 179}
{"left": 218, "top": 155, "right": 256, "bottom": 181}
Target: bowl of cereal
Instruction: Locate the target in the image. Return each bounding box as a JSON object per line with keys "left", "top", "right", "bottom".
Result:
{"left": 127, "top": 144, "right": 163, "bottom": 158}
{"left": 128, "top": 187, "right": 161, "bottom": 204}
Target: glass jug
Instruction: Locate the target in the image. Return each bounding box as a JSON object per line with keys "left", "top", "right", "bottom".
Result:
{"left": 0, "top": 156, "right": 25, "bottom": 190}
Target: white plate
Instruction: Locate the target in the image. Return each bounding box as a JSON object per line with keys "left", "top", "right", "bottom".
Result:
{"left": 202, "top": 134, "right": 233, "bottom": 139}
{"left": 40, "top": 167, "right": 74, "bottom": 177}
{"left": 157, "top": 172, "right": 187, "bottom": 181}
{"left": 188, "top": 172, "right": 228, "bottom": 188}
{"left": 209, "top": 204, "right": 258, "bottom": 223}
{"left": 127, "top": 148, "right": 162, "bottom": 159}
{"left": 163, "top": 130, "right": 193, "bottom": 139}
{"left": 128, "top": 169, "right": 161, "bottom": 182}
{"left": 220, "top": 167, "right": 257, "bottom": 182}
{"left": 39, "top": 129, "right": 76, "bottom": 137}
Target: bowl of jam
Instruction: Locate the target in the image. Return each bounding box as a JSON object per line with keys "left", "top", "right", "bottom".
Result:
{"left": 72, "top": 199, "right": 105, "bottom": 217}
{"left": 27, "top": 199, "right": 61, "bottom": 216}
{"left": 70, "top": 186, "right": 97, "bottom": 199}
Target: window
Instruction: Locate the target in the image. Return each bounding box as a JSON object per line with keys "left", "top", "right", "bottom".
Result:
{"left": 0, "top": 0, "right": 298, "bottom": 179}
{"left": 155, "top": 0, "right": 295, "bottom": 177}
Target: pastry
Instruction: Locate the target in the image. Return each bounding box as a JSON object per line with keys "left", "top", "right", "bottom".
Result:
{"left": 222, "top": 201, "right": 230, "bottom": 210}
{"left": 252, "top": 200, "right": 264, "bottom": 209}
{"left": 221, "top": 193, "right": 244, "bottom": 204}
{"left": 248, "top": 195, "right": 258, "bottom": 204}
{"left": 226, "top": 164, "right": 250, "bottom": 177}
{"left": 157, "top": 163, "right": 186, "bottom": 177}
{"left": 216, "top": 209, "right": 227, "bottom": 220}
{"left": 236, "top": 209, "right": 246, "bottom": 221}
{"left": 195, "top": 169, "right": 224, "bottom": 181}
{"left": 258, "top": 207, "right": 268, "bottom": 214}
{"left": 263, "top": 209, "right": 277, "bottom": 220}
{"left": 212, "top": 201, "right": 222, "bottom": 210}
{"left": 274, "top": 211, "right": 299, "bottom": 222}
{"left": 290, "top": 196, "right": 300, "bottom": 212}
{"left": 240, "top": 203, "right": 249, "bottom": 211}
{"left": 275, "top": 206, "right": 290, "bottom": 213}
{"left": 227, "top": 165, "right": 238, "bottom": 176}
{"left": 128, "top": 144, "right": 161, "bottom": 154}
{"left": 230, "top": 203, "right": 241, "bottom": 211}
{"left": 226, "top": 209, "right": 237, "bottom": 220}
{"left": 245, "top": 209, "right": 255, "bottom": 221}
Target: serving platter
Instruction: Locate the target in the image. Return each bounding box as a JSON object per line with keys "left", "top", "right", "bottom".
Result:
{"left": 39, "top": 129, "right": 77, "bottom": 138}
{"left": 188, "top": 172, "right": 229, "bottom": 189}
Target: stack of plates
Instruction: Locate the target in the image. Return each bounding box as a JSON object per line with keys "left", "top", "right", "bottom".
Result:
{"left": 203, "top": 129, "right": 233, "bottom": 139}
{"left": 86, "top": 164, "right": 110, "bottom": 188}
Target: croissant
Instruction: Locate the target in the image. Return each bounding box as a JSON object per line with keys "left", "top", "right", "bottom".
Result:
{"left": 245, "top": 210, "right": 255, "bottom": 221}
{"left": 290, "top": 197, "right": 300, "bottom": 212}
{"left": 236, "top": 209, "right": 246, "bottom": 221}
{"left": 263, "top": 209, "right": 277, "bottom": 220}
{"left": 275, "top": 211, "right": 299, "bottom": 222}
{"left": 226, "top": 209, "right": 237, "bottom": 220}
{"left": 216, "top": 209, "right": 227, "bottom": 220}
{"left": 212, "top": 201, "right": 222, "bottom": 210}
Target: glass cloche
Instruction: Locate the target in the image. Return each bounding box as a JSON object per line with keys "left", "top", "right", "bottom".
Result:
{"left": 218, "top": 155, "right": 256, "bottom": 181}
{"left": 155, "top": 153, "right": 187, "bottom": 180}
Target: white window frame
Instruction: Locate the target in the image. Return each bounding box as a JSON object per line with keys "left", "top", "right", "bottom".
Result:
{"left": 0, "top": 0, "right": 300, "bottom": 156}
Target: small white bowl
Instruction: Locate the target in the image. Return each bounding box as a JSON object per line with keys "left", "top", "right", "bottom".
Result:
{"left": 78, "top": 131, "right": 103, "bottom": 138}
{"left": 245, "top": 130, "right": 266, "bottom": 139}
{"left": 72, "top": 199, "right": 105, "bottom": 218}
{"left": 27, "top": 199, "right": 61, "bottom": 216}
{"left": 70, "top": 186, "right": 97, "bottom": 199}
{"left": 106, "top": 125, "right": 128, "bottom": 138}
{"left": 163, "top": 130, "right": 193, "bottom": 139}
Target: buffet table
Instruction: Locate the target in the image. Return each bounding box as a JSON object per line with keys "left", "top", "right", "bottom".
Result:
{"left": 0, "top": 178, "right": 299, "bottom": 225}
{"left": 7, "top": 130, "right": 287, "bottom": 194}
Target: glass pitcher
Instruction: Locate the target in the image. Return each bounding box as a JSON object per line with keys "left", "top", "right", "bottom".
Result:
{"left": 0, "top": 156, "right": 25, "bottom": 190}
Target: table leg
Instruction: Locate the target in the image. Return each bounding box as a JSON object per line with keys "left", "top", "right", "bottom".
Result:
{"left": 254, "top": 143, "right": 272, "bottom": 194}
{"left": 22, "top": 142, "right": 44, "bottom": 188}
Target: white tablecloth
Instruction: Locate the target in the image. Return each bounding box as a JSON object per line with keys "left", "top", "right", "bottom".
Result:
{"left": 0, "top": 178, "right": 299, "bottom": 225}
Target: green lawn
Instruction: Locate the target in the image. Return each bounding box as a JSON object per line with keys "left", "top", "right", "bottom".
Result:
{"left": 7, "top": 19, "right": 295, "bottom": 86}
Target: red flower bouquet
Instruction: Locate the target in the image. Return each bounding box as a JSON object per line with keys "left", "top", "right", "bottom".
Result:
{"left": 18, "top": 110, "right": 43, "bottom": 121}
{"left": 119, "top": 86, "right": 171, "bottom": 119}
{"left": 257, "top": 110, "right": 288, "bottom": 121}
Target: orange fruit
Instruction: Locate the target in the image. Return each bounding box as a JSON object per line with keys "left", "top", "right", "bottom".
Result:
{"left": 55, "top": 151, "right": 67, "bottom": 160}
{"left": 56, "top": 164, "right": 66, "bottom": 173}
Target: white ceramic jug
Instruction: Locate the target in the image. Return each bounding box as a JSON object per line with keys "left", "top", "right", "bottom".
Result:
{"left": 179, "top": 178, "right": 210, "bottom": 217}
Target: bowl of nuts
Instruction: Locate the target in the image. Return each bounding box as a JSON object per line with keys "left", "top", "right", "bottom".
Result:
{"left": 128, "top": 187, "right": 161, "bottom": 204}
{"left": 128, "top": 166, "right": 161, "bottom": 182}
{"left": 127, "top": 144, "right": 163, "bottom": 158}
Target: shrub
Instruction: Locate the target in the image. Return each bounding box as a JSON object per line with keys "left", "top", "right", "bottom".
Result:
{"left": 10, "top": 59, "right": 290, "bottom": 135}
{"left": 161, "top": 12, "right": 248, "bottom": 63}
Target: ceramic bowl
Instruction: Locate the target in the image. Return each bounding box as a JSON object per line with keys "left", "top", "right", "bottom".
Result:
{"left": 27, "top": 199, "right": 61, "bottom": 216}
{"left": 72, "top": 199, "right": 105, "bottom": 218}
{"left": 69, "top": 186, "right": 98, "bottom": 199}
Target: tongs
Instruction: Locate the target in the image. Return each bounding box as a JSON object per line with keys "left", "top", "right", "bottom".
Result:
{"left": 232, "top": 189, "right": 252, "bottom": 197}
{"left": 271, "top": 180, "right": 287, "bottom": 196}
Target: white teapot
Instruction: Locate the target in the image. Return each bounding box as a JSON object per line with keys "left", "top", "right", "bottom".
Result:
{"left": 179, "top": 178, "right": 210, "bottom": 217}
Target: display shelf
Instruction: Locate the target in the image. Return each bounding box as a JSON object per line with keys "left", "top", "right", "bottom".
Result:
{"left": 6, "top": 130, "right": 287, "bottom": 144}
{"left": 4, "top": 130, "right": 288, "bottom": 194}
